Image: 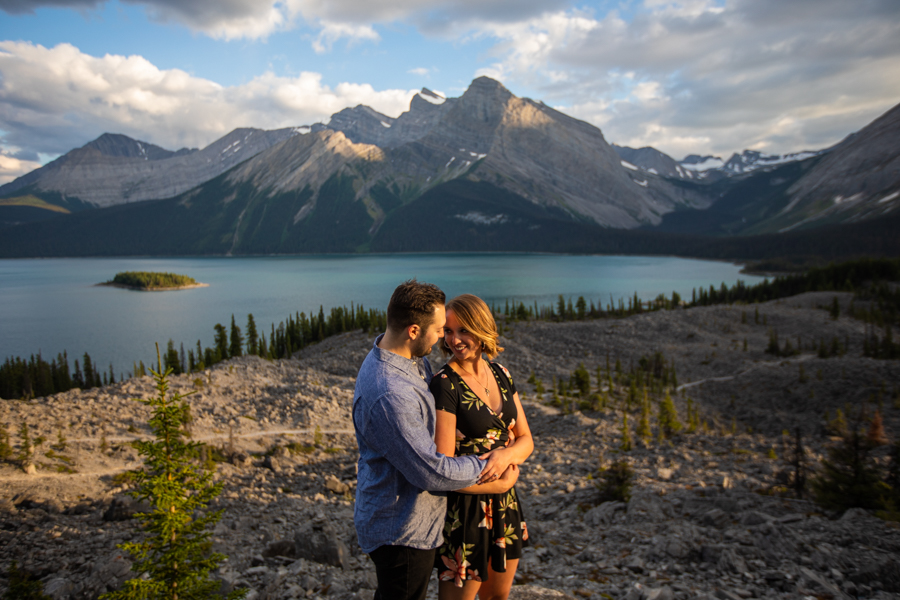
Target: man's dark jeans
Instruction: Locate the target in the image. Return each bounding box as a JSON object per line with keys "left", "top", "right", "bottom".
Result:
{"left": 370, "top": 545, "right": 436, "bottom": 600}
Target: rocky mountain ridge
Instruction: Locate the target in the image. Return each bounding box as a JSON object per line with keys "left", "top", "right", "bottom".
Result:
{"left": 304, "top": 76, "right": 706, "bottom": 229}
{"left": 0, "top": 127, "right": 301, "bottom": 207}
{"left": 0, "top": 77, "right": 708, "bottom": 232}
{"left": 1, "top": 80, "right": 897, "bottom": 251}
{"left": 614, "top": 146, "right": 822, "bottom": 182}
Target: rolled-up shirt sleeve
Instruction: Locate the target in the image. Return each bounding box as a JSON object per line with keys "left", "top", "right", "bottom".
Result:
{"left": 364, "top": 393, "right": 483, "bottom": 491}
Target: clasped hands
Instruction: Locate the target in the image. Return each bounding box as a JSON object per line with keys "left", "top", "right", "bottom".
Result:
{"left": 476, "top": 447, "right": 518, "bottom": 490}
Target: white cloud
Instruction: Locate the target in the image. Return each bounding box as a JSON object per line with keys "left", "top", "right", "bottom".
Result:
{"left": 0, "top": 152, "right": 42, "bottom": 186}
{"left": 0, "top": 41, "right": 418, "bottom": 181}
{"left": 311, "top": 20, "right": 380, "bottom": 53}
{"left": 1, "top": 0, "right": 571, "bottom": 45}
{"left": 477, "top": 0, "right": 900, "bottom": 158}
{"left": 408, "top": 67, "right": 430, "bottom": 76}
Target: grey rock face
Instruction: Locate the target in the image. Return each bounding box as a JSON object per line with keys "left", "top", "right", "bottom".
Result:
{"left": 777, "top": 101, "right": 900, "bottom": 230}
{"left": 102, "top": 496, "right": 150, "bottom": 521}
{"left": 325, "top": 105, "right": 395, "bottom": 147}
{"left": 294, "top": 521, "right": 350, "bottom": 569}
{"left": 42, "top": 577, "right": 75, "bottom": 600}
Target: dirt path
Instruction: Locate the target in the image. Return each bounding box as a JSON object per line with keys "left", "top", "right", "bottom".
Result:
{"left": 676, "top": 353, "right": 816, "bottom": 392}
{"left": 67, "top": 427, "right": 356, "bottom": 444}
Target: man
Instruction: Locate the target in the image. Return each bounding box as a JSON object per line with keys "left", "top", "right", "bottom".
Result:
{"left": 353, "top": 279, "right": 511, "bottom": 600}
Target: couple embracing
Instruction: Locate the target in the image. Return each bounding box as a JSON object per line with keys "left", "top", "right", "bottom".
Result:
{"left": 353, "top": 280, "right": 534, "bottom": 600}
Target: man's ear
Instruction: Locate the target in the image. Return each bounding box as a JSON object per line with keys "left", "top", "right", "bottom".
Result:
{"left": 407, "top": 323, "right": 420, "bottom": 340}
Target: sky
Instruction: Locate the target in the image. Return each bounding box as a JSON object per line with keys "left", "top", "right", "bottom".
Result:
{"left": 1, "top": 0, "right": 899, "bottom": 185}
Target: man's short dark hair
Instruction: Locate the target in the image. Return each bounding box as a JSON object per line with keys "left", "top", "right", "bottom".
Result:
{"left": 387, "top": 279, "right": 446, "bottom": 333}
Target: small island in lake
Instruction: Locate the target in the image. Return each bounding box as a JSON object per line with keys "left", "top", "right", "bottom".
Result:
{"left": 99, "top": 271, "right": 209, "bottom": 291}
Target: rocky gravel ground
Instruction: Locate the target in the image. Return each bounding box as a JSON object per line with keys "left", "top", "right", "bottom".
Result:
{"left": 1, "top": 292, "right": 899, "bottom": 600}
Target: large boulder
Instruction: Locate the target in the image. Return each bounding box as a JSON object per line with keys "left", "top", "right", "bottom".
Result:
{"left": 293, "top": 521, "right": 350, "bottom": 569}
{"left": 103, "top": 496, "right": 151, "bottom": 521}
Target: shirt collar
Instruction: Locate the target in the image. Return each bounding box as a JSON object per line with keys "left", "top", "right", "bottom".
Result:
{"left": 372, "top": 333, "right": 427, "bottom": 380}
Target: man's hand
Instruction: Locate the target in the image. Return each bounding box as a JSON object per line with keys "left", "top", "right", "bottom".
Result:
{"left": 477, "top": 447, "right": 513, "bottom": 484}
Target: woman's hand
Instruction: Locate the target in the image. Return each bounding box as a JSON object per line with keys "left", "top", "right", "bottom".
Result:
{"left": 496, "top": 464, "right": 519, "bottom": 492}
{"left": 477, "top": 447, "right": 513, "bottom": 484}
{"left": 461, "top": 464, "right": 519, "bottom": 494}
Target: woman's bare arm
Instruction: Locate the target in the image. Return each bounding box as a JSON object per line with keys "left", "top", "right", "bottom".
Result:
{"left": 475, "top": 392, "right": 534, "bottom": 480}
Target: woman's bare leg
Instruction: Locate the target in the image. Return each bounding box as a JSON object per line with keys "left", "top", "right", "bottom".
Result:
{"left": 476, "top": 559, "right": 519, "bottom": 600}
{"left": 438, "top": 579, "right": 481, "bottom": 600}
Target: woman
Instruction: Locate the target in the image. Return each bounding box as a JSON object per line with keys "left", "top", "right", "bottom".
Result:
{"left": 430, "top": 294, "right": 534, "bottom": 600}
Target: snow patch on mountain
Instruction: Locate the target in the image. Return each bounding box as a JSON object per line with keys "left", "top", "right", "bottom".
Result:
{"left": 680, "top": 156, "right": 725, "bottom": 172}
{"left": 420, "top": 88, "right": 446, "bottom": 105}
{"left": 455, "top": 212, "right": 508, "bottom": 225}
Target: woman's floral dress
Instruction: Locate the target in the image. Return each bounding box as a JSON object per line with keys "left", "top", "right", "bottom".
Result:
{"left": 429, "top": 362, "right": 530, "bottom": 587}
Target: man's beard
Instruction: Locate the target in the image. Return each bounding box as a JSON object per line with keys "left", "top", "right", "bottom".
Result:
{"left": 410, "top": 336, "right": 435, "bottom": 358}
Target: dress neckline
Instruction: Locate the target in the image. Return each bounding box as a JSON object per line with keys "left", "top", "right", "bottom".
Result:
{"left": 447, "top": 362, "right": 506, "bottom": 416}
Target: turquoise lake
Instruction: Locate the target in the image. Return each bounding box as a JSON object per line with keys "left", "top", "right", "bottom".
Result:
{"left": 0, "top": 255, "right": 765, "bottom": 377}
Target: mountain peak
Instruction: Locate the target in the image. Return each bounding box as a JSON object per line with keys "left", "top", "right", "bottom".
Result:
{"left": 465, "top": 76, "right": 512, "bottom": 99}
{"left": 84, "top": 133, "right": 181, "bottom": 161}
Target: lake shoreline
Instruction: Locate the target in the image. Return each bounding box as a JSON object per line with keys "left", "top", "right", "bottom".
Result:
{"left": 96, "top": 282, "right": 210, "bottom": 292}
{"left": 2, "top": 255, "right": 763, "bottom": 374}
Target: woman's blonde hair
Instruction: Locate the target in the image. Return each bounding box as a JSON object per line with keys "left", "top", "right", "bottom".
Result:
{"left": 441, "top": 294, "right": 504, "bottom": 359}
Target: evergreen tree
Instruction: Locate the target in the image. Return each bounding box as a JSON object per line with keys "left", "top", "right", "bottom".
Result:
{"left": 812, "top": 427, "right": 889, "bottom": 511}
{"left": 72, "top": 360, "right": 86, "bottom": 390}
{"left": 596, "top": 460, "right": 634, "bottom": 503}
{"left": 3, "top": 561, "right": 52, "bottom": 600}
{"left": 620, "top": 413, "right": 633, "bottom": 451}
{"left": 82, "top": 353, "right": 96, "bottom": 389}
{"left": 17, "top": 422, "right": 32, "bottom": 465}
{"left": 102, "top": 348, "right": 246, "bottom": 600}
{"left": 229, "top": 315, "right": 243, "bottom": 358}
{"left": 55, "top": 351, "right": 71, "bottom": 391}
{"left": 576, "top": 296, "right": 587, "bottom": 320}
{"left": 246, "top": 314, "right": 259, "bottom": 356}
{"left": 0, "top": 423, "right": 12, "bottom": 461}
{"left": 685, "top": 398, "right": 699, "bottom": 433}
{"left": 636, "top": 394, "right": 652, "bottom": 445}
{"left": 570, "top": 363, "right": 591, "bottom": 397}
{"left": 657, "top": 390, "right": 683, "bottom": 439}
{"left": 164, "top": 340, "right": 182, "bottom": 375}
{"left": 213, "top": 324, "right": 228, "bottom": 362}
